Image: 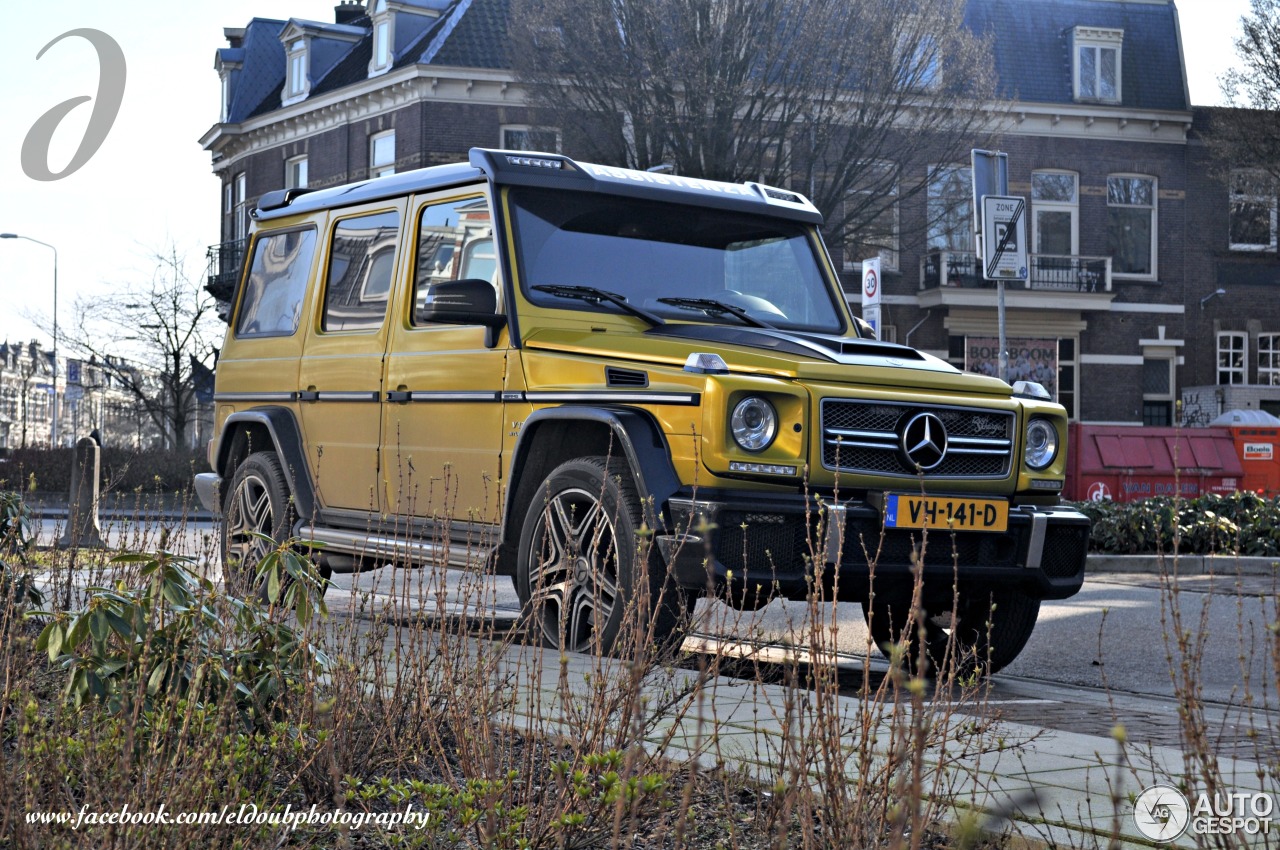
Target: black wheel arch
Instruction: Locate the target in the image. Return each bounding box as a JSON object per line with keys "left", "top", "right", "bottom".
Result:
{"left": 214, "top": 408, "right": 316, "bottom": 521}
{"left": 497, "top": 406, "right": 683, "bottom": 576}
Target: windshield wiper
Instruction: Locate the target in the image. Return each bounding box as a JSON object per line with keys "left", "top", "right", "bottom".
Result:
{"left": 533, "top": 284, "right": 665, "bottom": 327}
{"left": 656, "top": 297, "right": 777, "bottom": 329}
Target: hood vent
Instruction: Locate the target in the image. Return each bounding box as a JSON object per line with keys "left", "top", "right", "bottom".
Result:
{"left": 606, "top": 367, "right": 649, "bottom": 388}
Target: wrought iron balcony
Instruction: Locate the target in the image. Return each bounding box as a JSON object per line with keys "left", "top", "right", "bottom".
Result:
{"left": 205, "top": 239, "right": 248, "bottom": 305}
{"left": 920, "top": 251, "right": 1112, "bottom": 293}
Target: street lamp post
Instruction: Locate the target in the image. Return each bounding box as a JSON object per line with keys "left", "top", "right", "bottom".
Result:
{"left": 0, "top": 233, "right": 58, "bottom": 447}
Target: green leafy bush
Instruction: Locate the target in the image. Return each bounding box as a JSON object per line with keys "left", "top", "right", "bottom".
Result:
{"left": 0, "top": 447, "right": 205, "bottom": 494}
{"left": 30, "top": 543, "right": 329, "bottom": 728}
{"left": 1075, "top": 491, "right": 1280, "bottom": 555}
{"left": 0, "top": 490, "right": 33, "bottom": 556}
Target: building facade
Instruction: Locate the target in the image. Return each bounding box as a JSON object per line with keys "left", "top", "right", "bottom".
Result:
{"left": 203, "top": 0, "right": 1274, "bottom": 427}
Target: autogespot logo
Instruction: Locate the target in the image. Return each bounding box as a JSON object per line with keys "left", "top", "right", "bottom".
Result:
{"left": 1133, "top": 785, "right": 1190, "bottom": 841}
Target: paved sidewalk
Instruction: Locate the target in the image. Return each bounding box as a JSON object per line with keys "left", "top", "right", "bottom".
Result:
{"left": 321, "top": 566, "right": 1271, "bottom": 849}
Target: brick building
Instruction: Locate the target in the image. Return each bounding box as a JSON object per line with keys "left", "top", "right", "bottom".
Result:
{"left": 201, "top": 0, "right": 1273, "bottom": 426}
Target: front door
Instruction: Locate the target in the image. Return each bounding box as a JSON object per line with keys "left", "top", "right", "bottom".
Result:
{"left": 382, "top": 189, "right": 508, "bottom": 530}
{"left": 298, "top": 201, "right": 406, "bottom": 515}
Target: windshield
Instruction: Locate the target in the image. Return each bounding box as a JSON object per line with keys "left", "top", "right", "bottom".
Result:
{"left": 509, "top": 186, "right": 846, "bottom": 334}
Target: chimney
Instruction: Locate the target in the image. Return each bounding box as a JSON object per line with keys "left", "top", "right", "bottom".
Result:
{"left": 335, "top": 1, "right": 364, "bottom": 25}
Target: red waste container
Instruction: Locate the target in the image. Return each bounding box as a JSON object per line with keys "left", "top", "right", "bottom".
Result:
{"left": 1065, "top": 423, "right": 1244, "bottom": 503}
{"left": 1209, "top": 410, "right": 1280, "bottom": 496}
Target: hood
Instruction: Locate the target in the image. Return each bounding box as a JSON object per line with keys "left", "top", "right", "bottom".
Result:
{"left": 522, "top": 324, "right": 1014, "bottom": 396}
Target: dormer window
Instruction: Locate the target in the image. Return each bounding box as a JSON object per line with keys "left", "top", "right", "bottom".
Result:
{"left": 370, "top": 0, "right": 392, "bottom": 76}
{"left": 286, "top": 39, "right": 309, "bottom": 102}
{"left": 220, "top": 74, "right": 231, "bottom": 122}
{"left": 1073, "top": 27, "right": 1122, "bottom": 103}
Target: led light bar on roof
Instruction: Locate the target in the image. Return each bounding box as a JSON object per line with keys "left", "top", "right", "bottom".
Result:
{"left": 505, "top": 155, "right": 563, "bottom": 169}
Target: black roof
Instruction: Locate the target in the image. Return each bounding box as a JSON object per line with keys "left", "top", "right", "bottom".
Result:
{"left": 220, "top": 0, "right": 1189, "bottom": 127}
{"left": 253, "top": 149, "right": 825, "bottom": 224}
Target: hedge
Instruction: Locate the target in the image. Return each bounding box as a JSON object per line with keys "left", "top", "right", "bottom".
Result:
{"left": 1074, "top": 491, "right": 1280, "bottom": 556}
{"left": 0, "top": 447, "right": 207, "bottom": 494}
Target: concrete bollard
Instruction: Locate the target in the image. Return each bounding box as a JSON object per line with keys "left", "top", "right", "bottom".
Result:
{"left": 57, "top": 436, "right": 104, "bottom": 549}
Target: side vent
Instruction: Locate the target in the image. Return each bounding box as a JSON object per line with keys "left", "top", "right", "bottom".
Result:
{"left": 605, "top": 367, "right": 649, "bottom": 388}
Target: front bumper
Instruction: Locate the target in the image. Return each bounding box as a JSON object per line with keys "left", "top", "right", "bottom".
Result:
{"left": 194, "top": 472, "right": 222, "bottom": 515}
{"left": 659, "top": 492, "right": 1089, "bottom": 602}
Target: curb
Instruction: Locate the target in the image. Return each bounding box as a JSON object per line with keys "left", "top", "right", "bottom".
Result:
{"left": 1087, "top": 553, "right": 1279, "bottom": 576}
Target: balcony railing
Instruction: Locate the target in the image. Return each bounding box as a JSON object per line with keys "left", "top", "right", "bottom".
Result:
{"left": 205, "top": 239, "right": 248, "bottom": 305}
{"left": 921, "top": 251, "right": 1111, "bottom": 293}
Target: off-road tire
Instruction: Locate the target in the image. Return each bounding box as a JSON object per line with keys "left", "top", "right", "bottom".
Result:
{"left": 515, "top": 456, "right": 690, "bottom": 655}
{"left": 862, "top": 587, "right": 1040, "bottom": 677}
{"left": 221, "top": 451, "right": 297, "bottom": 600}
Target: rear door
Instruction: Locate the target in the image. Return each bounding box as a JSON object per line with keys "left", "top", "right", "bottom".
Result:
{"left": 297, "top": 199, "right": 407, "bottom": 516}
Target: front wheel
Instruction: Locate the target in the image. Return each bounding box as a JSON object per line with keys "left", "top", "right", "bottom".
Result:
{"left": 515, "top": 457, "right": 689, "bottom": 655}
{"left": 862, "top": 587, "right": 1040, "bottom": 677}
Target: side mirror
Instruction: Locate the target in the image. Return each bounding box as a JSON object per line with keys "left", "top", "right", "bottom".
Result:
{"left": 418, "top": 278, "right": 506, "bottom": 347}
{"left": 852, "top": 315, "right": 877, "bottom": 339}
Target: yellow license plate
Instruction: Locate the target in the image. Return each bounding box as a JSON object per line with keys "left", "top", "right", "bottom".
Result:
{"left": 883, "top": 494, "right": 1008, "bottom": 532}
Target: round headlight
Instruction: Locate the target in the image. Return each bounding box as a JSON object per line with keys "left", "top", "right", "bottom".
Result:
{"left": 731, "top": 397, "right": 777, "bottom": 452}
{"left": 1024, "top": 418, "right": 1059, "bottom": 470}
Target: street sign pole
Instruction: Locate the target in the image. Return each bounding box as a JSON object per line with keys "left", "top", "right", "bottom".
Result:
{"left": 980, "top": 194, "right": 1030, "bottom": 384}
{"left": 973, "top": 150, "right": 1011, "bottom": 382}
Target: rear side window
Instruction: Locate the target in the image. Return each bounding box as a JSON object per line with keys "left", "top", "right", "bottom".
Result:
{"left": 236, "top": 228, "right": 316, "bottom": 338}
{"left": 322, "top": 210, "right": 400, "bottom": 332}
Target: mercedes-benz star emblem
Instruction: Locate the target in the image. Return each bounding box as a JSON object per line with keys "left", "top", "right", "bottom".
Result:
{"left": 900, "top": 412, "right": 948, "bottom": 471}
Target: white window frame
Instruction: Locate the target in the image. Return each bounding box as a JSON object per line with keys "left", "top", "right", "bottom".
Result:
{"left": 1031, "top": 170, "right": 1079, "bottom": 257}
{"left": 1229, "top": 168, "right": 1277, "bottom": 251}
{"left": 501, "top": 125, "right": 562, "bottom": 153}
{"left": 369, "top": 0, "right": 393, "bottom": 76}
{"left": 233, "top": 172, "right": 248, "bottom": 242}
{"left": 1218, "top": 331, "right": 1247, "bottom": 385}
{"left": 285, "top": 39, "right": 309, "bottom": 103}
{"left": 370, "top": 130, "right": 396, "bottom": 178}
{"left": 220, "top": 73, "right": 231, "bottom": 123}
{"left": 1073, "top": 27, "right": 1122, "bottom": 104}
{"left": 1259, "top": 333, "right": 1280, "bottom": 386}
{"left": 1107, "top": 174, "right": 1157, "bottom": 280}
{"left": 285, "top": 155, "right": 309, "bottom": 190}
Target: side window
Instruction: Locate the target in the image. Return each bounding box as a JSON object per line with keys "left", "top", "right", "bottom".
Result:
{"left": 412, "top": 195, "right": 494, "bottom": 325}
{"left": 235, "top": 228, "right": 317, "bottom": 338}
{"left": 322, "top": 210, "right": 400, "bottom": 332}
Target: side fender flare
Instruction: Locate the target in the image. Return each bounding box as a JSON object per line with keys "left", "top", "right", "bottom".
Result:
{"left": 217, "top": 408, "right": 316, "bottom": 520}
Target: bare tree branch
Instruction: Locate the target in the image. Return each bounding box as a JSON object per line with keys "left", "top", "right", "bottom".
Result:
{"left": 509, "top": 0, "right": 1008, "bottom": 256}
{"left": 58, "top": 244, "right": 218, "bottom": 449}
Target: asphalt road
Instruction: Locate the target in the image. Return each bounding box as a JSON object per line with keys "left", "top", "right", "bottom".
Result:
{"left": 33, "top": 515, "right": 1277, "bottom": 719}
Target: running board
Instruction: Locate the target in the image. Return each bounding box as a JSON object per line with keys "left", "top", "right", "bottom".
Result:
{"left": 295, "top": 525, "right": 496, "bottom": 570}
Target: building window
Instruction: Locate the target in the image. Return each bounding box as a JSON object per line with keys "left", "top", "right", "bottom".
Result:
{"left": 1073, "top": 27, "right": 1122, "bottom": 103}
{"left": 370, "top": 131, "right": 396, "bottom": 177}
{"left": 1143, "top": 401, "right": 1171, "bottom": 427}
{"left": 1032, "top": 171, "right": 1078, "bottom": 256}
{"left": 220, "top": 74, "right": 231, "bottom": 122}
{"left": 285, "top": 155, "right": 308, "bottom": 190}
{"left": 927, "top": 165, "right": 972, "bottom": 253}
{"left": 1218, "top": 331, "right": 1247, "bottom": 385}
{"left": 1229, "top": 169, "right": 1277, "bottom": 251}
{"left": 1259, "top": 334, "right": 1280, "bottom": 385}
{"left": 501, "top": 125, "right": 562, "bottom": 152}
{"left": 286, "top": 39, "right": 308, "bottom": 100}
{"left": 1107, "top": 175, "right": 1156, "bottom": 277}
{"left": 845, "top": 163, "right": 899, "bottom": 271}
{"left": 370, "top": 0, "right": 392, "bottom": 75}
{"left": 233, "top": 172, "right": 248, "bottom": 242}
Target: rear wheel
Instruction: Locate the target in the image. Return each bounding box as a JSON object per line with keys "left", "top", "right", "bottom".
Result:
{"left": 515, "top": 457, "right": 689, "bottom": 654}
{"left": 862, "top": 587, "right": 1040, "bottom": 677}
{"left": 221, "top": 451, "right": 297, "bottom": 599}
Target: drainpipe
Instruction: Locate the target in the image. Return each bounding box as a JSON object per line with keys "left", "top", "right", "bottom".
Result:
{"left": 904, "top": 310, "right": 932, "bottom": 350}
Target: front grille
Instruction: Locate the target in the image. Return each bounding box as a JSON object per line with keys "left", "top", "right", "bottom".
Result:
{"left": 1042, "top": 525, "right": 1089, "bottom": 579}
{"left": 821, "top": 399, "right": 1014, "bottom": 478}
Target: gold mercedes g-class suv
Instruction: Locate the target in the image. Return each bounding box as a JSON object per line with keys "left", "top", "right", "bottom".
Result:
{"left": 195, "top": 148, "right": 1089, "bottom": 674}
